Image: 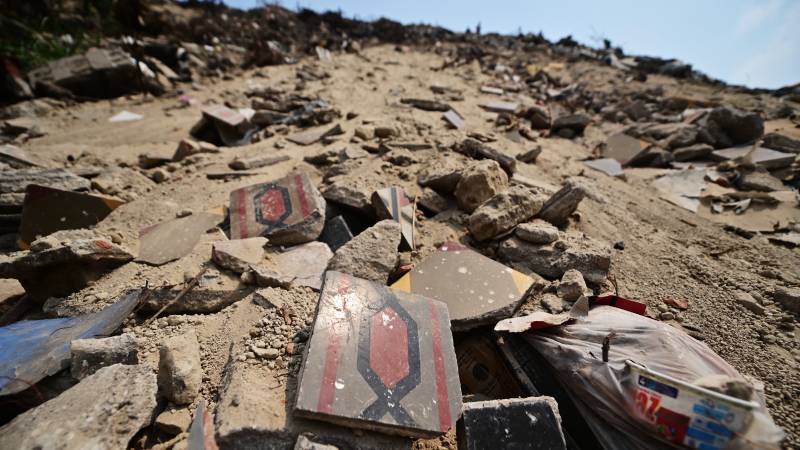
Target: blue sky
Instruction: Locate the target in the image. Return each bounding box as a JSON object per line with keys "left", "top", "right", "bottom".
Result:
{"left": 223, "top": 0, "right": 799, "bottom": 89}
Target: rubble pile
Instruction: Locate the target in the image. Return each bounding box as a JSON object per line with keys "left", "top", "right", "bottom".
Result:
{"left": 0, "top": 2, "right": 799, "bottom": 450}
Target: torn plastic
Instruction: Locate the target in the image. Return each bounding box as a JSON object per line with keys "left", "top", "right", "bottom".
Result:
{"left": 496, "top": 303, "right": 784, "bottom": 449}
{"left": 0, "top": 289, "right": 141, "bottom": 395}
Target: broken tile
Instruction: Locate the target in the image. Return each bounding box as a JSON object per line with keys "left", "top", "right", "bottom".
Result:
{"left": 287, "top": 123, "right": 344, "bottom": 146}
{"left": 191, "top": 105, "right": 255, "bottom": 147}
{"left": 456, "top": 138, "right": 516, "bottom": 176}
{"left": 327, "top": 220, "right": 400, "bottom": 283}
{"left": 711, "top": 146, "right": 795, "bottom": 170}
{"left": 603, "top": 133, "right": 650, "bottom": 165}
{"left": 0, "top": 289, "right": 141, "bottom": 395}
{"left": 295, "top": 271, "right": 462, "bottom": 438}
{"left": 392, "top": 243, "right": 533, "bottom": 330}
{"left": 0, "top": 144, "right": 39, "bottom": 168}
{"left": 108, "top": 110, "right": 143, "bottom": 122}
{"left": 18, "top": 185, "right": 124, "bottom": 249}
{"left": 480, "top": 86, "right": 504, "bottom": 95}
{"left": 400, "top": 98, "right": 450, "bottom": 111}
{"left": 229, "top": 171, "right": 326, "bottom": 245}
{"left": 319, "top": 216, "right": 353, "bottom": 252}
{"left": 536, "top": 181, "right": 586, "bottom": 226}
{"left": 371, "top": 186, "right": 415, "bottom": 250}
{"left": 583, "top": 158, "right": 624, "bottom": 178}
{"left": 70, "top": 334, "right": 138, "bottom": 380}
{"left": 479, "top": 101, "right": 519, "bottom": 114}
{"left": 211, "top": 237, "right": 268, "bottom": 273}
{"left": 442, "top": 109, "right": 465, "bottom": 129}
{"left": 0, "top": 168, "right": 90, "bottom": 199}
{"left": 187, "top": 400, "right": 218, "bottom": 450}
{"left": 457, "top": 397, "right": 567, "bottom": 450}
{"left": 229, "top": 154, "right": 290, "bottom": 170}
{"left": 253, "top": 241, "right": 333, "bottom": 291}
{"left": 137, "top": 212, "right": 222, "bottom": 266}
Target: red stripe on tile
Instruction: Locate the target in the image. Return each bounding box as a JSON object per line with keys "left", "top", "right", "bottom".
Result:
{"left": 316, "top": 275, "right": 351, "bottom": 413}
{"left": 236, "top": 188, "right": 248, "bottom": 238}
{"left": 294, "top": 174, "right": 311, "bottom": 217}
{"left": 429, "top": 303, "right": 452, "bottom": 432}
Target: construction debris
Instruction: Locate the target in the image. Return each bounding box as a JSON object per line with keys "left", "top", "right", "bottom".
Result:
{"left": 392, "top": 243, "right": 534, "bottom": 330}
{"left": 137, "top": 212, "right": 222, "bottom": 266}
{"left": 294, "top": 271, "right": 462, "bottom": 437}
{"left": 458, "top": 397, "right": 567, "bottom": 450}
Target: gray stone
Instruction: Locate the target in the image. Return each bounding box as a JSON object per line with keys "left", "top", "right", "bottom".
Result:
{"left": 327, "top": 220, "right": 400, "bottom": 283}
{"left": 417, "top": 153, "right": 468, "bottom": 193}
{"left": 155, "top": 408, "right": 192, "bottom": 435}
{"left": 516, "top": 146, "right": 542, "bottom": 163}
{"left": 672, "top": 143, "right": 714, "bottom": 162}
{"left": 252, "top": 241, "right": 333, "bottom": 291}
{"left": 456, "top": 139, "right": 517, "bottom": 176}
{"left": 557, "top": 269, "right": 589, "bottom": 301}
{"left": 541, "top": 294, "right": 568, "bottom": 314}
{"left": 212, "top": 237, "right": 268, "bottom": 273}
{"left": 467, "top": 186, "right": 546, "bottom": 241}
{"left": 551, "top": 114, "right": 590, "bottom": 136}
{"left": 0, "top": 364, "right": 157, "bottom": 450}
{"left": 319, "top": 216, "right": 353, "bottom": 252}
{"left": 536, "top": 181, "right": 586, "bottom": 226}
{"left": 158, "top": 330, "right": 202, "bottom": 405}
{"left": 418, "top": 187, "right": 452, "bottom": 214}
{"left": 622, "top": 100, "right": 650, "bottom": 121}
{"left": 703, "top": 106, "right": 764, "bottom": 148}
{"left": 498, "top": 235, "right": 612, "bottom": 283}
{"left": 515, "top": 219, "right": 559, "bottom": 244}
{"left": 734, "top": 291, "right": 766, "bottom": 315}
{"left": 737, "top": 170, "right": 785, "bottom": 192}
{"left": 772, "top": 286, "right": 800, "bottom": 314}
{"left": 762, "top": 132, "right": 800, "bottom": 154}
{"left": 457, "top": 396, "right": 566, "bottom": 450}
{"left": 0, "top": 168, "right": 89, "bottom": 196}
{"left": 454, "top": 160, "right": 509, "bottom": 213}
{"left": 583, "top": 158, "right": 624, "bottom": 177}
{"left": 522, "top": 104, "right": 550, "bottom": 129}
{"left": 172, "top": 138, "right": 220, "bottom": 161}
{"left": 70, "top": 334, "right": 138, "bottom": 380}
{"left": 663, "top": 125, "right": 699, "bottom": 149}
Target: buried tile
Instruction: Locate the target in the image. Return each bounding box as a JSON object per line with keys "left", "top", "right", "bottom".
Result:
{"left": 603, "top": 133, "right": 650, "bottom": 165}
{"left": 583, "top": 158, "right": 624, "bottom": 178}
{"left": 711, "top": 146, "right": 795, "bottom": 170}
{"left": 479, "top": 101, "right": 519, "bottom": 114}
{"left": 187, "top": 400, "right": 218, "bottom": 450}
{"left": 442, "top": 109, "right": 465, "bottom": 130}
{"left": 18, "top": 185, "right": 124, "bottom": 249}
{"left": 371, "top": 186, "right": 415, "bottom": 250}
{"left": 391, "top": 243, "right": 533, "bottom": 331}
{"left": 457, "top": 397, "right": 567, "bottom": 450}
{"left": 229, "top": 171, "right": 326, "bottom": 245}
{"left": 0, "top": 144, "right": 39, "bottom": 168}
{"left": 287, "top": 123, "right": 344, "bottom": 146}
{"left": 137, "top": 212, "right": 223, "bottom": 266}
{"left": 295, "top": 271, "right": 462, "bottom": 438}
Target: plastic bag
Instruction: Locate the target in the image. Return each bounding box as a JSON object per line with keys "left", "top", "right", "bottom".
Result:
{"left": 517, "top": 305, "right": 784, "bottom": 449}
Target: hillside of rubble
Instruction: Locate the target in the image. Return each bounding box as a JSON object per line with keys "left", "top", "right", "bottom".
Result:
{"left": 1, "top": 1, "right": 799, "bottom": 450}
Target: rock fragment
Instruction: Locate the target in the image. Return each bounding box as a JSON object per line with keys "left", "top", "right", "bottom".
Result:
{"left": 454, "top": 160, "right": 509, "bottom": 213}
{"left": 327, "top": 219, "right": 400, "bottom": 283}
{"left": 251, "top": 241, "right": 333, "bottom": 291}
{"left": 418, "top": 187, "right": 451, "bottom": 214}
{"left": 734, "top": 291, "right": 766, "bottom": 316}
{"left": 498, "top": 234, "right": 612, "bottom": 283}
{"left": 319, "top": 216, "right": 353, "bottom": 251}
{"left": 456, "top": 138, "right": 516, "bottom": 175}
{"left": 70, "top": 334, "right": 138, "bottom": 380}
{"left": 762, "top": 132, "right": 800, "bottom": 154}
{"left": 212, "top": 237, "right": 268, "bottom": 273}
{"left": 703, "top": 106, "right": 764, "bottom": 148}
{"left": 417, "top": 154, "right": 467, "bottom": 193}
{"left": 516, "top": 146, "right": 542, "bottom": 163}
{"left": 158, "top": 330, "right": 202, "bottom": 405}
{"left": 172, "top": 138, "right": 219, "bottom": 161}
{"left": 551, "top": 114, "right": 590, "bottom": 138}
{"left": 155, "top": 408, "right": 192, "bottom": 435}
{"left": 772, "top": 287, "right": 800, "bottom": 314}
{"left": 557, "top": 269, "right": 589, "bottom": 301}
{"left": 468, "top": 185, "right": 546, "bottom": 241}
{"left": 0, "top": 364, "right": 157, "bottom": 450}
{"left": 536, "top": 181, "right": 586, "bottom": 226}
{"left": 672, "top": 143, "right": 714, "bottom": 162}
{"left": 515, "top": 219, "right": 559, "bottom": 244}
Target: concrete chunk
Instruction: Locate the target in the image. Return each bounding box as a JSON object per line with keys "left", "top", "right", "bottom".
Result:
{"left": 467, "top": 185, "right": 546, "bottom": 241}
{"left": 327, "top": 220, "right": 400, "bottom": 283}
{"left": 70, "top": 334, "right": 138, "bottom": 380}
{"left": 212, "top": 237, "right": 268, "bottom": 273}
{"left": 0, "top": 364, "right": 157, "bottom": 450}
{"left": 158, "top": 330, "right": 202, "bottom": 405}
{"left": 454, "top": 160, "right": 509, "bottom": 213}
{"left": 536, "top": 181, "right": 586, "bottom": 226}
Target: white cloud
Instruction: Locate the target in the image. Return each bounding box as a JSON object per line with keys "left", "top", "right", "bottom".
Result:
{"left": 736, "top": 0, "right": 783, "bottom": 34}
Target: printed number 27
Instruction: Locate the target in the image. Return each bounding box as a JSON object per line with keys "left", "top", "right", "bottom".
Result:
{"left": 636, "top": 390, "right": 661, "bottom": 421}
